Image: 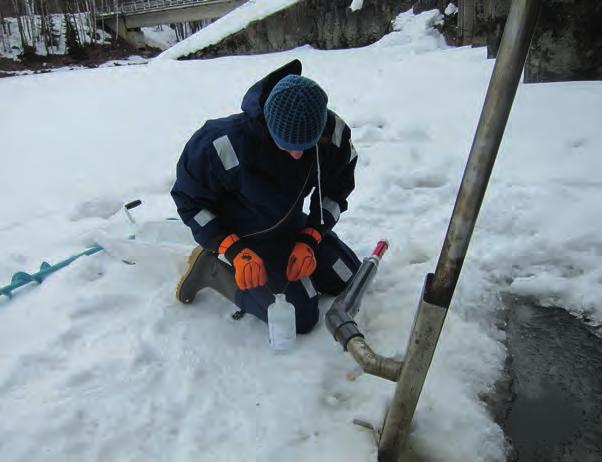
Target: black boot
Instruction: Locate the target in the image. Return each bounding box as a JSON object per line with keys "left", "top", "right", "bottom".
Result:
{"left": 176, "top": 246, "right": 237, "bottom": 304}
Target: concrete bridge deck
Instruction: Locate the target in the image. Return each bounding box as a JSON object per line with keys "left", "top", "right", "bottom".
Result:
{"left": 98, "top": 0, "right": 245, "bottom": 46}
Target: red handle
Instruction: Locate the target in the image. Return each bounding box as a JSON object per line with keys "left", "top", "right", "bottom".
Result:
{"left": 372, "top": 240, "right": 389, "bottom": 258}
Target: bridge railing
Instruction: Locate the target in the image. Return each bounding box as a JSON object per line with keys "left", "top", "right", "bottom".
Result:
{"left": 97, "top": 0, "right": 219, "bottom": 16}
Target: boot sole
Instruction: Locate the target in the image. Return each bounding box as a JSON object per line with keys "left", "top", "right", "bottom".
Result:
{"left": 175, "top": 246, "right": 205, "bottom": 304}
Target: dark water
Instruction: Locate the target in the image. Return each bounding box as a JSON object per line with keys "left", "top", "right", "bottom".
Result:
{"left": 504, "top": 298, "right": 602, "bottom": 461}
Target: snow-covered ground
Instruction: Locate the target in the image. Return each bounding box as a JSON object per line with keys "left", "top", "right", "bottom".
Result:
{"left": 141, "top": 25, "right": 178, "bottom": 51}
{"left": 1, "top": 9, "right": 601, "bottom": 462}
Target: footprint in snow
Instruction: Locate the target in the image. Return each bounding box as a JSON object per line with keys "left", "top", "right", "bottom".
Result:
{"left": 396, "top": 128, "right": 432, "bottom": 143}
{"left": 394, "top": 172, "right": 448, "bottom": 190}
{"left": 69, "top": 293, "right": 138, "bottom": 320}
{"left": 69, "top": 197, "right": 123, "bottom": 221}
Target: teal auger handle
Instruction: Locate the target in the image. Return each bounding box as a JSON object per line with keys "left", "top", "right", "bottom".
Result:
{"left": 0, "top": 245, "right": 104, "bottom": 299}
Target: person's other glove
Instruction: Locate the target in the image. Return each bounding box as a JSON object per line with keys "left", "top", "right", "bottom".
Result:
{"left": 286, "top": 227, "right": 322, "bottom": 282}
{"left": 219, "top": 234, "right": 267, "bottom": 290}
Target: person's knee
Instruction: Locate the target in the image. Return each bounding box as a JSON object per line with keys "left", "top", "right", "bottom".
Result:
{"left": 318, "top": 257, "right": 360, "bottom": 296}
{"left": 323, "top": 277, "right": 349, "bottom": 297}
{"left": 295, "top": 299, "right": 319, "bottom": 334}
{"left": 314, "top": 235, "right": 361, "bottom": 296}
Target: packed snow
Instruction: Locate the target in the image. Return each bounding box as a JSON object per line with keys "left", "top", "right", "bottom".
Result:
{"left": 349, "top": 0, "right": 365, "bottom": 13}
{"left": 445, "top": 3, "right": 459, "bottom": 16}
{"left": 157, "top": 0, "right": 302, "bottom": 60}
{"left": 1, "top": 8, "right": 601, "bottom": 462}
{"left": 140, "top": 25, "right": 178, "bottom": 51}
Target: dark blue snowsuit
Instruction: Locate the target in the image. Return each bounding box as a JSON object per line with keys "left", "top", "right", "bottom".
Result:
{"left": 171, "top": 60, "right": 360, "bottom": 333}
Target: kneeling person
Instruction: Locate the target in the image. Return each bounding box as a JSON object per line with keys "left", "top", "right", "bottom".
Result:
{"left": 171, "top": 59, "right": 360, "bottom": 334}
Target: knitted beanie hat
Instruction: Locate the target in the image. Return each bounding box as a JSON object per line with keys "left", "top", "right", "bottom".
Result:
{"left": 264, "top": 75, "right": 328, "bottom": 151}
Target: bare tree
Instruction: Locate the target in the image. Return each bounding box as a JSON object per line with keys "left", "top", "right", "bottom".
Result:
{"left": 10, "top": 0, "right": 28, "bottom": 53}
{"left": 0, "top": 13, "right": 11, "bottom": 54}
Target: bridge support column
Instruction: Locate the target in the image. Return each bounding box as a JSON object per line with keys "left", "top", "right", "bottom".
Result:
{"left": 102, "top": 15, "right": 147, "bottom": 49}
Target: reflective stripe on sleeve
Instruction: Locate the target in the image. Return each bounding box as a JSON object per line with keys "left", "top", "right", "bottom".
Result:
{"left": 349, "top": 141, "right": 358, "bottom": 162}
{"left": 332, "top": 258, "right": 353, "bottom": 282}
{"left": 332, "top": 114, "right": 345, "bottom": 148}
{"left": 213, "top": 135, "right": 239, "bottom": 171}
{"left": 300, "top": 277, "right": 317, "bottom": 298}
{"left": 193, "top": 209, "right": 216, "bottom": 227}
{"left": 322, "top": 197, "right": 341, "bottom": 223}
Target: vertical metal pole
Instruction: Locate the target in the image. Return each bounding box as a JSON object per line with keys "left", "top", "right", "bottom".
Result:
{"left": 430, "top": 0, "right": 543, "bottom": 309}
{"left": 378, "top": 1, "right": 542, "bottom": 460}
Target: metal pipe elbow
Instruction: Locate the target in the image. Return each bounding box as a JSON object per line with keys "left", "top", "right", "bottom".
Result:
{"left": 347, "top": 337, "right": 403, "bottom": 383}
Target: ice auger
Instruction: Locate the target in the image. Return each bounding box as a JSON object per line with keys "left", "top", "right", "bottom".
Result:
{"left": 0, "top": 200, "right": 141, "bottom": 300}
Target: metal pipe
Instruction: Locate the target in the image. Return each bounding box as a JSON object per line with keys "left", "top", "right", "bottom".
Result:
{"left": 326, "top": 240, "right": 388, "bottom": 348}
{"left": 326, "top": 240, "right": 403, "bottom": 381}
{"left": 430, "top": 0, "right": 543, "bottom": 309}
{"left": 344, "top": 240, "right": 388, "bottom": 318}
{"left": 347, "top": 337, "right": 403, "bottom": 383}
{"left": 378, "top": 1, "right": 543, "bottom": 460}
{"left": 325, "top": 307, "right": 363, "bottom": 349}
{"left": 378, "top": 275, "right": 447, "bottom": 460}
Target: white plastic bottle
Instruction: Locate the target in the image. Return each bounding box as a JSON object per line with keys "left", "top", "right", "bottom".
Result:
{"left": 267, "top": 293, "right": 297, "bottom": 351}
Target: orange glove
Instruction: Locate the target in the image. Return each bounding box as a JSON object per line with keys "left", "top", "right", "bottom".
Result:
{"left": 219, "top": 234, "right": 267, "bottom": 290}
{"left": 286, "top": 228, "right": 322, "bottom": 282}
